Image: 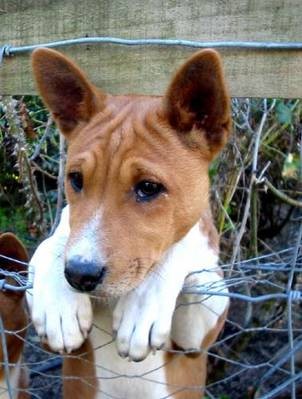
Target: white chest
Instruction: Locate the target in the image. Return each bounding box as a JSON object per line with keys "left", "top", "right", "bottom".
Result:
{"left": 90, "top": 305, "right": 170, "bottom": 399}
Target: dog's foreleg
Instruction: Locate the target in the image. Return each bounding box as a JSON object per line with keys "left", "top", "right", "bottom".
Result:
{"left": 170, "top": 269, "right": 229, "bottom": 352}
{"left": 112, "top": 247, "right": 193, "bottom": 362}
{"left": 169, "top": 216, "right": 229, "bottom": 353}
{"left": 112, "top": 223, "right": 226, "bottom": 362}
{"left": 27, "top": 206, "right": 92, "bottom": 353}
{"left": 112, "top": 222, "right": 229, "bottom": 362}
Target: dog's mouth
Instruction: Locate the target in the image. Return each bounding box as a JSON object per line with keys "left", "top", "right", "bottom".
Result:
{"left": 94, "top": 260, "right": 160, "bottom": 298}
{"left": 65, "top": 261, "right": 159, "bottom": 299}
{"left": 66, "top": 279, "right": 134, "bottom": 299}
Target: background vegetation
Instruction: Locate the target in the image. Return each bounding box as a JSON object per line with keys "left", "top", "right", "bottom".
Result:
{"left": 1, "top": 96, "right": 301, "bottom": 256}
{"left": 0, "top": 95, "right": 301, "bottom": 398}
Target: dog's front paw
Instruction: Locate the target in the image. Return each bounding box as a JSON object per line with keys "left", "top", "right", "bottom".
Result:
{"left": 32, "top": 283, "right": 92, "bottom": 353}
{"left": 171, "top": 270, "right": 229, "bottom": 351}
{"left": 112, "top": 277, "right": 177, "bottom": 362}
{"left": 27, "top": 238, "right": 92, "bottom": 353}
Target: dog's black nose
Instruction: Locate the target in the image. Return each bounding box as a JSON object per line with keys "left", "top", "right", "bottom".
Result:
{"left": 65, "top": 256, "right": 106, "bottom": 292}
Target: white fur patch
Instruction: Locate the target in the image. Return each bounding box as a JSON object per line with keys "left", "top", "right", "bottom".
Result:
{"left": 171, "top": 270, "right": 229, "bottom": 350}
{"left": 91, "top": 305, "right": 170, "bottom": 399}
{"left": 112, "top": 222, "right": 228, "bottom": 361}
{"left": 27, "top": 205, "right": 93, "bottom": 353}
{"left": 28, "top": 209, "right": 229, "bottom": 397}
{"left": 66, "top": 210, "right": 105, "bottom": 265}
{"left": 168, "top": 223, "right": 229, "bottom": 350}
{"left": 96, "top": 223, "right": 228, "bottom": 397}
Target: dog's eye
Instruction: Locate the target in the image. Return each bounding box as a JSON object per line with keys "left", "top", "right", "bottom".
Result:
{"left": 68, "top": 172, "right": 83, "bottom": 193}
{"left": 134, "top": 180, "right": 165, "bottom": 202}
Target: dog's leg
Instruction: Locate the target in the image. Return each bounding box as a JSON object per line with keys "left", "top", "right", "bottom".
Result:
{"left": 27, "top": 206, "right": 92, "bottom": 353}
{"left": 163, "top": 273, "right": 228, "bottom": 399}
{"left": 113, "top": 254, "right": 189, "bottom": 362}
{"left": 171, "top": 268, "right": 229, "bottom": 352}
{"left": 16, "top": 367, "right": 30, "bottom": 399}
{"left": 164, "top": 351, "right": 208, "bottom": 399}
{"left": 170, "top": 214, "right": 229, "bottom": 352}
{"left": 63, "top": 339, "right": 97, "bottom": 399}
{"left": 165, "top": 223, "right": 229, "bottom": 399}
{"left": 112, "top": 223, "right": 228, "bottom": 362}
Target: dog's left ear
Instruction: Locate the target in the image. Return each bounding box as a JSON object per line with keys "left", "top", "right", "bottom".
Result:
{"left": 165, "top": 49, "right": 231, "bottom": 158}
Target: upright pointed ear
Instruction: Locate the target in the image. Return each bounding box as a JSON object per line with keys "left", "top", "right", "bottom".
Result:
{"left": 0, "top": 233, "right": 28, "bottom": 273}
{"left": 32, "top": 48, "right": 104, "bottom": 136}
{"left": 165, "top": 49, "right": 231, "bottom": 158}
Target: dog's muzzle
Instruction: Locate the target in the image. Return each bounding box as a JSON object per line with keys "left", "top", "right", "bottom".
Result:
{"left": 65, "top": 256, "right": 107, "bottom": 292}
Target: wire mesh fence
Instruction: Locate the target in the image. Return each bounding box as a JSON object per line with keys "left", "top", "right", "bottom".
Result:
{"left": 0, "top": 93, "right": 301, "bottom": 399}
{"left": 0, "top": 235, "right": 301, "bottom": 398}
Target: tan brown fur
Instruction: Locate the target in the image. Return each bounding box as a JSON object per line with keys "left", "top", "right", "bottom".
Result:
{"left": 32, "top": 48, "right": 231, "bottom": 398}
{"left": 200, "top": 209, "right": 220, "bottom": 255}
{"left": 165, "top": 307, "right": 228, "bottom": 398}
{"left": 0, "top": 233, "right": 29, "bottom": 398}
{"left": 32, "top": 48, "right": 230, "bottom": 297}
{"left": 63, "top": 339, "right": 97, "bottom": 399}
{"left": 164, "top": 351, "right": 207, "bottom": 398}
{"left": 16, "top": 368, "right": 29, "bottom": 399}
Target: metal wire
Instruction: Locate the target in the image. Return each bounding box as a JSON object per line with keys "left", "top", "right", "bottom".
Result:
{"left": 1, "top": 253, "right": 302, "bottom": 304}
{"left": 1, "top": 245, "right": 301, "bottom": 398}
{"left": 1, "top": 36, "right": 302, "bottom": 65}
{"left": 0, "top": 37, "right": 302, "bottom": 399}
{"left": 0, "top": 227, "right": 301, "bottom": 397}
{"left": 0, "top": 315, "right": 13, "bottom": 399}
{"left": 0, "top": 94, "right": 301, "bottom": 397}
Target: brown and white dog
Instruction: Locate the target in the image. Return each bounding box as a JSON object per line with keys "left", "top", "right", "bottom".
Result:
{"left": 0, "top": 233, "right": 29, "bottom": 399}
{"left": 28, "top": 48, "right": 231, "bottom": 398}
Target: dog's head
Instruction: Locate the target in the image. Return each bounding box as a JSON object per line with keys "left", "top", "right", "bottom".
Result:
{"left": 0, "top": 233, "right": 28, "bottom": 364}
{"left": 32, "top": 48, "right": 231, "bottom": 296}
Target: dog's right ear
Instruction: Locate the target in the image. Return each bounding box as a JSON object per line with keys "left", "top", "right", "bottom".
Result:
{"left": 32, "top": 48, "right": 105, "bottom": 136}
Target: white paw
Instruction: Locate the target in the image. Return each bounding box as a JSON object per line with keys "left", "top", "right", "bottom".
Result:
{"left": 27, "top": 236, "right": 92, "bottom": 353}
{"left": 171, "top": 270, "right": 229, "bottom": 351}
{"left": 112, "top": 274, "right": 178, "bottom": 362}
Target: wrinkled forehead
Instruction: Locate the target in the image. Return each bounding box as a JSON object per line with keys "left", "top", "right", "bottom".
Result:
{"left": 68, "top": 96, "right": 160, "bottom": 154}
{"left": 66, "top": 95, "right": 199, "bottom": 176}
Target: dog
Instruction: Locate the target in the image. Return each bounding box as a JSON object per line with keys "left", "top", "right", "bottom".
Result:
{"left": 0, "top": 233, "right": 29, "bottom": 399}
{"left": 28, "top": 48, "right": 231, "bottom": 398}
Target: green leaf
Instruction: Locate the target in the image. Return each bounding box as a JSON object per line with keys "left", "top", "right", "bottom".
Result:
{"left": 276, "top": 102, "right": 292, "bottom": 125}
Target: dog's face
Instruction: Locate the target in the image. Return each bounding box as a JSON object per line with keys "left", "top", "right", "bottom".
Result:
{"left": 32, "top": 49, "right": 231, "bottom": 296}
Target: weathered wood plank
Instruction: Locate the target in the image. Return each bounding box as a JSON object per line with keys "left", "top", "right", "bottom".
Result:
{"left": 0, "top": 0, "right": 302, "bottom": 97}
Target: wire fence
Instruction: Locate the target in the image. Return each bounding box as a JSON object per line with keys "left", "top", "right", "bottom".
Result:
{"left": 0, "top": 231, "right": 301, "bottom": 398}
{"left": 2, "top": 37, "right": 302, "bottom": 65}
{"left": 0, "top": 43, "right": 301, "bottom": 397}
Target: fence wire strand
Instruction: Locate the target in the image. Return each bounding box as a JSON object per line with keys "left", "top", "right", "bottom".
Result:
{"left": 0, "top": 238, "right": 301, "bottom": 398}
{"left": 0, "top": 81, "right": 301, "bottom": 397}
{"left": 2, "top": 36, "right": 302, "bottom": 66}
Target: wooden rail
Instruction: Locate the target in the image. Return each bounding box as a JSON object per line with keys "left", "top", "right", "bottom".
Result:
{"left": 0, "top": 0, "right": 302, "bottom": 98}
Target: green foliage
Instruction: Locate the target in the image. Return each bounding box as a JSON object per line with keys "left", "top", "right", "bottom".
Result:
{"left": 276, "top": 100, "right": 292, "bottom": 125}
{"left": 0, "top": 96, "right": 61, "bottom": 244}
{"left": 212, "top": 98, "right": 302, "bottom": 258}
{"left": 0, "top": 207, "right": 33, "bottom": 247}
{"left": 1, "top": 96, "right": 301, "bottom": 258}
